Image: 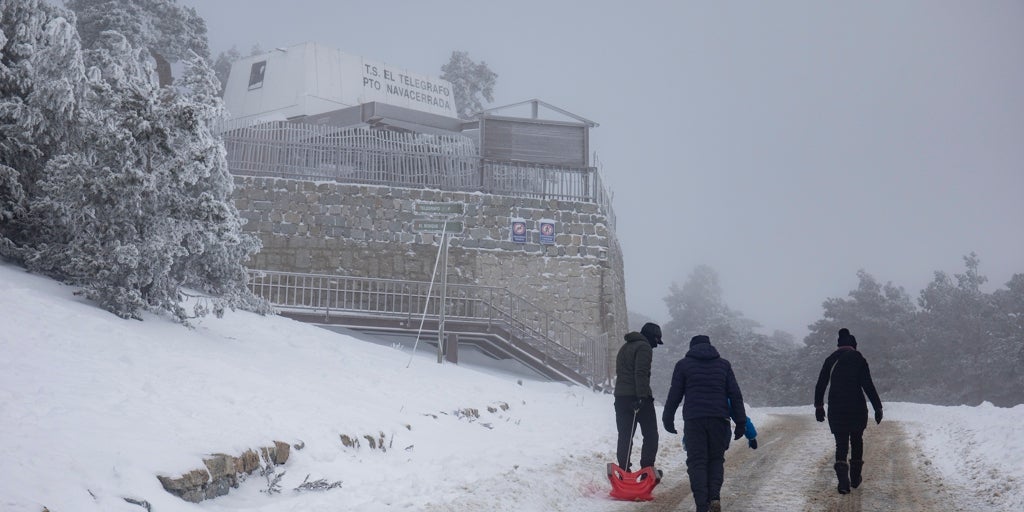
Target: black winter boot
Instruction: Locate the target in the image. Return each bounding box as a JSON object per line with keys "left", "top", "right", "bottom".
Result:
{"left": 834, "top": 461, "right": 850, "bottom": 494}
{"left": 850, "top": 459, "right": 864, "bottom": 488}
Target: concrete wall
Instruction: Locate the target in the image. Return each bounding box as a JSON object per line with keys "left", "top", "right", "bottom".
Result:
{"left": 233, "top": 176, "right": 627, "bottom": 379}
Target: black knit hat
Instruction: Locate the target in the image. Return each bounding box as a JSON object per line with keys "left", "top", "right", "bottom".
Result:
{"left": 641, "top": 322, "right": 663, "bottom": 346}
{"left": 690, "top": 335, "right": 711, "bottom": 347}
{"left": 838, "top": 328, "right": 857, "bottom": 348}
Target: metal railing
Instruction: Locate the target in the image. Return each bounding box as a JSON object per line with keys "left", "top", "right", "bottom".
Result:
{"left": 221, "top": 121, "right": 480, "bottom": 188}
{"left": 219, "top": 121, "right": 616, "bottom": 228}
{"left": 247, "top": 270, "right": 608, "bottom": 386}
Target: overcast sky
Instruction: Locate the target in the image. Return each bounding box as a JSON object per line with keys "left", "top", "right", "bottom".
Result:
{"left": 183, "top": 0, "right": 1024, "bottom": 340}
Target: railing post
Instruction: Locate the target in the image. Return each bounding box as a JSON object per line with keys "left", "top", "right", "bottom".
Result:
{"left": 324, "top": 278, "right": 332, "bottom": 322}
{"left": 585, "top": 168, "right": 592, "bottom": 202}
{"left": 542, "top": 166, "right": 548, "bottom": 201}
{"left": 487, "top": 288, "right": 494, "bottom": 329}
{"left": 479, "top": 159, "right": 488, "bottom": 193}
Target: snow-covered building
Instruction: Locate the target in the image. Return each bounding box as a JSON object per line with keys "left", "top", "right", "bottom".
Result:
{"left": 221, "top": 43, "right": 625, "bottom": 386}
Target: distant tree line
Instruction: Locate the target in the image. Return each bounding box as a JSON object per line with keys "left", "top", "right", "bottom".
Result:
{"left": 0, "top": 0, "right": 263, "bottom": 322}
{"left": 652, "top": 255, "right": 1023, "bottom": 407}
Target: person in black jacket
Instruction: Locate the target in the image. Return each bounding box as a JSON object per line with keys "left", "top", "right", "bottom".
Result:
{"left": 613, "top": 322, "right": 662, "bottom": 472}
{"left": 814, "top": 328, "right": 883, "bottom": 494}
{"left": 662, "top": 335, "right": 747, "bottom": 512}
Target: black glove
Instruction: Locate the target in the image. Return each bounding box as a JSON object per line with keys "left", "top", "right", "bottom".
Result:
{"left": 815, "top": 405, "right": 826, "bottom": 422}
{"left": 663, "top": 419, "right": 677, "bottom": 434}
{"left": 748, "top": 438, "right": 758, "bottom": 449}
{"left": 633, "top": 398, "right": 643, "bottom": 411}
{"left": 733, "top": 423, "right": 745, "bottom": 440}
{"left": 874, "top": 409, "right": 883, "bottom": 424}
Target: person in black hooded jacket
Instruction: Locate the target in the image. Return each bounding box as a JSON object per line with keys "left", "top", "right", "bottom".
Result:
{"left": 814, "top": 328, "right": 883, "bottom": 495}
{"left": 662, "top": 335, "right": 747, "bottom": 512}
{"left": 612, "top": 322, "right": 663, "bottom": 472}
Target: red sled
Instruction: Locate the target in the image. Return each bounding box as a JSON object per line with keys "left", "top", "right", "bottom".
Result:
{"left": 607, "top": 463, "right": 661, "bottom": 501}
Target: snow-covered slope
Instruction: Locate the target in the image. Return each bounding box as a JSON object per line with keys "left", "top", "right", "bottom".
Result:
{"left": 1, "top": 262, "right": 1020, "bottom": 511}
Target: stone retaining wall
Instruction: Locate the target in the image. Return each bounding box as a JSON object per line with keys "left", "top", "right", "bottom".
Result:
{"left": 233, "top": 177, "right": 628, "bottom": 379}
{"left": 157, "top": 441, "right": 290, "bottom": 503}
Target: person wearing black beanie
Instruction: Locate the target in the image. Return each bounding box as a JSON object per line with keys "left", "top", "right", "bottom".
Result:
{"left": 814, "top": 328, "right": 883, "bottom": 494}
{"left": 837, "top": 328, "right": 857, "bottom": 349}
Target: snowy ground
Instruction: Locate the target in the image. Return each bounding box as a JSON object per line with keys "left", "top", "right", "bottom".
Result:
{"left": 1, "top": 262, "right": 1021, "bottom": 511}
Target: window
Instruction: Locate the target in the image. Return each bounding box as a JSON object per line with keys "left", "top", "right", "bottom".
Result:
{"left": 248, "top": 61, "right": 266, "bottom": 90}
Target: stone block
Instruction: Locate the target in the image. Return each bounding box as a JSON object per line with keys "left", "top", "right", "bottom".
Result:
{"left": 204, "top": 478, "right": 232, "bottom": 499}
{"left": 236, "top": 449, "right": 260, "bottom": 474}
{"left": 203, "top": 454, "right": 235, "bottom": 480}
{"left": 273, "top": 440, "right": 291, "bottom": 464}
{"left": 157, "top": 468, "right": 210, "bottom": 493}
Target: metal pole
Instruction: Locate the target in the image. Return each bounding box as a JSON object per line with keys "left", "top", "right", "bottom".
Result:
{"left": 438, "top": 232, "right": 449, "bottom": 363}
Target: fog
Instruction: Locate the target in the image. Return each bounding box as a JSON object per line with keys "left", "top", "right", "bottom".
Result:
{"left": 183, "top": 0, "right": 1024, "bottom": 339}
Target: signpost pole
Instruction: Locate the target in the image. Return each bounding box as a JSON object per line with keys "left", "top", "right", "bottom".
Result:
{"left": 411, "top": 201, "right": 463, "bottom": 365}
{"left": 438, "top": 231, "right": 449, "bottom": 363}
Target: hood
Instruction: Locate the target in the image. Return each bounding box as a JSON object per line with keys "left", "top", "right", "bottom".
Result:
{"left": 623, "top": 331, "right": 647, "bottom": 344}
{"left": 685, "top": 342, "right": 720, "bottom": 361}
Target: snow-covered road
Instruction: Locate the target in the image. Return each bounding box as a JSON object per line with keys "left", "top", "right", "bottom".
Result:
{"left": 418, "top": 411, "right": 1003, "bottom": 512}
{"left": 610, "top": 414, "right": 966, "bottom": 512}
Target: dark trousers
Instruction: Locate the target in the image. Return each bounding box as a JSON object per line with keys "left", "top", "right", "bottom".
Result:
{"left": 614, "top": 396, "right": 658, "bottom": 469}
{"left": 834, "top": 429, "right": 864, "bottom": 462}
{"left": 684, "top": 417, "right": 731, "bottom": 512}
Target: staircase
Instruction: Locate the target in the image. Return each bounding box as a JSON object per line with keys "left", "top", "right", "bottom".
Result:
{"left": 247, "top": 270, "right": 609, "bottom": 387}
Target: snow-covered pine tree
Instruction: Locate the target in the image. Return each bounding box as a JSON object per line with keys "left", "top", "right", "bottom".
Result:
{"left": 212, "top": 45, "right": 242, "bottom": 96}
{"left": 440, "top": 51, "right": 497, "bottom": 119}
{"left": 159, "top": 51, "right": 264, "bottom": 318}
{"left": 914, "top": 253, "right": 997, "bottom": 405}
{"left": 991, "top": 274, "right": 1024, "bottom": 405}
{"left": 0, "top": 0, "right": 86, "bottom": 256}
{"left": 29, "top": 32, "right": 262, "bottom": 322}
{"left": 66, "top": 0, "right": 209, "bottom": 86}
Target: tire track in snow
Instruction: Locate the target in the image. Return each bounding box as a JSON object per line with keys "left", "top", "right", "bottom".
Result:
{"left": 625, "top": 413, "right": 822, "bottom": 512}
{"left": 425, "top": 413, "right": 971, "bottom": 511}
{"left": 617, "top": 413, "right": 958, "bottom": 512}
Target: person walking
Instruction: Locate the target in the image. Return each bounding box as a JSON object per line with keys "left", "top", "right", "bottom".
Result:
{"left": 682, "top": 399, "right": 758, "bottom": 450}
{"left": 814, "top": 328, "right": 883, "bottom": 494}
{"left": 613, "top": 322, "right": 663, "bottom": 472}
{"left": 662, "top": 335, "right": 747, "bottom": 512}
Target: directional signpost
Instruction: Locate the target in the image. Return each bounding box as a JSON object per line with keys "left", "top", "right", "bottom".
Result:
{"left": 414, "top": 202, "right": 465, "bottom": 215}
{"left": 411, "top": 202, "right": 465, "bottom": 363}
{"left": 412, "top": 219, "right": 464, "bottom": 234}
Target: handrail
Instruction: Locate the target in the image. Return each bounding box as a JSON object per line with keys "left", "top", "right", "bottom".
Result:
{"left": 246, "top": 269, "right": 607, "bottom": 386}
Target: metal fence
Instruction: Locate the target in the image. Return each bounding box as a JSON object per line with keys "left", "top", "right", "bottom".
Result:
{"left": 221, "top": 121, "right": 479, "bottom": 187}
{"left": 220, "top": 121, "right": 615, "bottom": 227}
{"left": 247, "top": 270, "right": 608, "bottom": 386}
